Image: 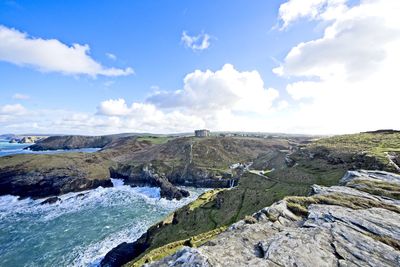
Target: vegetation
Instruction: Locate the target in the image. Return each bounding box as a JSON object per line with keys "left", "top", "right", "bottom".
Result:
{"left": 129, "top": 226, "right": 227, "bottom": 267}
{"left": 0, "top": 152, "right": 111, "bottom": 180}
{"left": 346, "top": 179, "right": 400, "bottom": 200}
{"left": 4, "top": 131, "right": 400, "bottom": 265}
{"left": 136, "top": 136, "right": 172, "bottom": 145}
{"left": 121, "top": 131, "right": 400, "bottom": 265}
{"left": 123, "top": 172, "right": 316, "bottom": 265}
{"left": 285, "top": 192, "right": 400, "bottom": 217}
{"left": 312, "top": 132, "right": 400, "bottom": 166}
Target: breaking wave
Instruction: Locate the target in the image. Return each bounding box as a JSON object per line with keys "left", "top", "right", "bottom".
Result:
{"left": 0, "top": 179, "right": 207, "bottom": 267}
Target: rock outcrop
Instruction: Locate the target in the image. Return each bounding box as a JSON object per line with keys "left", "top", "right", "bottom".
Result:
{"left": 0, "top": 167, "right": 113, "bottom": 199}
{"left": 146, "top": 170, "right": 400, "bottom": 267}
{"left": 0, "top": 153, "right": 113, "bottom": 199}
{"left": 110, "top": 164, "right": 189, "bottom": 200}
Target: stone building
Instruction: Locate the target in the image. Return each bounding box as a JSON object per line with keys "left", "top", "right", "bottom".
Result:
{"left": 194, "top": 129, "right": 210, "bottom": 137}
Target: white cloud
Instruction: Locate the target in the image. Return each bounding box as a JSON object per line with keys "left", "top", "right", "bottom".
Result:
{"left": 94, "top": 64, "right": 282, "bottom": 133}
{"left": 12, "top": 93, "right": 30, "bottom": 100}
{"left": 1, "top": 64, "right": 285, "bottom": 134}
{"left": 279, "top": 0, "right": 348, "bottom": 28}
{"left": 4, "top": 0, "right": 400, "bottom": 136}
{"left": 97, "top": 98, "right": 131, "bottom": 116}
{"left": 148, "top": 64, "right": 279, "bottom": 114}
{"left": 0, "top": 63, "right": 299, "bottom": 134}
{"left": 274, "top": 0, "right": 400, "bottom": 134}
{"left": 0, "top": 103, "right": 26, "bottom": 115}
{"left": 0, "top": 25, "right": 134, "bottom": 77}
{"left": 0, "top": 103, "right": 27, "bottom": 123}
{"left": 181, "top": 31, "right": 211, "bottom": 51}
{"left": 277, "top": 100, "right": 289, "bottom": 110}
{"left": 106, "top": 53, "right": 117, "bottom": 60}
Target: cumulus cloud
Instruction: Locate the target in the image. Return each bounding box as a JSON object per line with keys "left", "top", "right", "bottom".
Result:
{"left": 12, "top": 93, "right": 30, "bottom": 100}
{"left": 274, "top": 0, "right": 400, "bottom": 134}
{"left": 148, "top": 64, "right": 279, "bottom": 114}
{"left": 96, "top": 99, "right": 205, "bottom": 133}
{"left": 95, "top": 64, "right": 282, "bottom": 132}
{"left": 181, "top": 31, "right": 211, "bottom": 51}
{"left": 0, "top": 25, "right": 134, "bottom": 77}
{"left": 1, "top": 64, "right": 284, "bottom": 134}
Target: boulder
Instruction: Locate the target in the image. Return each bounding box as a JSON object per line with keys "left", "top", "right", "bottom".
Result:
{"left": 40, "top": 196, "right": 61, "bottom": 205}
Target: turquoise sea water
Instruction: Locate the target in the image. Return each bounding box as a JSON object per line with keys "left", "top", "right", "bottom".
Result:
{"left": 0, "top": 140, "right": 101, "bottom": 157}
{"left": 0, "top": 141, "right": 207, "bottom": 266}
{"left": 0, "top": 180, "right": 206, "bottom": 266}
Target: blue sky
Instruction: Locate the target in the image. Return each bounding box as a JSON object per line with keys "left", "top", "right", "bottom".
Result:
{"left": 1, "top": 0, "right": 399, "bottom": 135}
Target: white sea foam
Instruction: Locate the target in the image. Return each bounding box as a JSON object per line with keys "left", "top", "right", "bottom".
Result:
{"left": 0, "top": 180, "right": 208, "bottom": 267}
{"left": 71, "top": 221, "right": 150, "bottom": 267}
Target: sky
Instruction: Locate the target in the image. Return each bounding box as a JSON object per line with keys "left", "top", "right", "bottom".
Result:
{"left": 0, "top": 0, "right": 399, "bottom": 135}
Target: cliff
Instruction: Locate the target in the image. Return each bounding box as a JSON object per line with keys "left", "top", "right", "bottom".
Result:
{"left": 0, "top": 135, "right": 295, "bottom": 200}
{"left": 101, "top": 131, "right": 400, "bottom": 266}
{"left": 145, "top": 170, "right": 400, "bottom": 266}
{"left": 0, "top": 153, "right": 113, "bottom": 199}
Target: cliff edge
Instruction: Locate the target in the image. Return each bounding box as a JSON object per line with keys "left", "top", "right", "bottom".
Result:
{"left": 144, "top": 170, "right": 400, "bottom": 267}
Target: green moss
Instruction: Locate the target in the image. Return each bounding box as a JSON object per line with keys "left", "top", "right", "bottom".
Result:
{"left": 128, "top": 226, "right": 227, "bottom": 267}
{"left": 188, "top": 189, "right": 224, "bottom": 211}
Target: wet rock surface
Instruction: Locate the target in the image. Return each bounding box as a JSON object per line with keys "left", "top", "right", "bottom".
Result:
{"left": 148, "top": 170, "right": 400, "bottom": 267}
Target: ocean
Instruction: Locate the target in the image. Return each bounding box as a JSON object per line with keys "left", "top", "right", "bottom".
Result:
{"left": 0, "top": 140, "right": 101, "bottom": 157}
{"left": 0, "top": 142, "right": 207, "bottom": 266}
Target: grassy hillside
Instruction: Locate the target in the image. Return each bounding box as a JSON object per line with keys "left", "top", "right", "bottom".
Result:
{"left": 118, "top": 131, "right": 400, "bottom": 266}
{"left": 0, "top": 152, "right": 111, "bottom": 179}
{"left": 311, "top": 132, "right": 400, "bottom": 167}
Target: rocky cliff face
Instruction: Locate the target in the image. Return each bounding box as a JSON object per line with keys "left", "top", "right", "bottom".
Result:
{"left": 0, "top": 153, "right": 113, "bottom": 199}
{"left": 146, "top": 170, "right": 400, "bottom": 267}
{"left": 110, "top": 164, "right": 190, "bottom": 200}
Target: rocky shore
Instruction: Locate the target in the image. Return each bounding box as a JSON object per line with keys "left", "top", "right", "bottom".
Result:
{"left": 145, "top": 170, "right": 400, "bottom": 266}
{"left": 1, "top": 131, "right": 400, "bottom": 266}
{"left": 0, "top": 135, "right": 286, "bottom": 200}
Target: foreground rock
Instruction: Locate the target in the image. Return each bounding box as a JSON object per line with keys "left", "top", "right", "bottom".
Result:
{"left": 146, "top": 170, "right": 400, "bottom": 267}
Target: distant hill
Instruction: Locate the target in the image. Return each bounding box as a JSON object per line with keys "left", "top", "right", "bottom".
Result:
{"left": 27, "top": 133, "right": 142, "bottom": 151}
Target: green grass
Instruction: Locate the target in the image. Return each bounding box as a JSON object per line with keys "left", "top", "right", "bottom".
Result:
{"left": 313, "top": 132, "right": 400, "bottom": 165}
{"left": 127, "top": 132, "right": 400, "bottom": 264}
{"left": 0, "top": 153, "right": 111, "bottom": 180}
{"left": 346, "top": 179, "right": 400, "bottom": 200}
{"left": 124, "top": 172, "right": 312, "bottom": 265}
{"left": 128, "top": 226, "right": 227, "bottom": 267}
{"left": 136, "top": 136, "right": 172, "bottom": 145}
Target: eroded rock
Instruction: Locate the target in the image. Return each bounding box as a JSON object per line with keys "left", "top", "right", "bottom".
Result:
{"left": 148, "top": 170, "right": 400, "bottom": 267}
